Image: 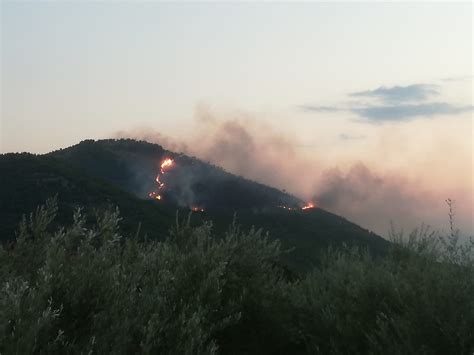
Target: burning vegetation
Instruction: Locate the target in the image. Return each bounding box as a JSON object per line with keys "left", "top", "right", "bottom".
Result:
{"left": 149, "top": 157, "right": 313, "bottom": 213}
{"left": 148, "top": 158, "right": 175, "bottom": 201}
{"left": 278, "top": 202, "right": 316, "bottom": 211}
{"left": 149, "top": 158, "right": 205, "bottom": 212}
{"left": 191, "top": 206, "right": 205, "bottom": 212}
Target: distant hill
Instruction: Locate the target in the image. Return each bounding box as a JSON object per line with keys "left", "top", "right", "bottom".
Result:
{"left": 49, "top": 139, "right": 302, "bottom": 210}
{"left": 1, "top": 139, "right": 389, "bottom": 272}
{"left": 0, "top": 152, "right": 178, "bottom": 241}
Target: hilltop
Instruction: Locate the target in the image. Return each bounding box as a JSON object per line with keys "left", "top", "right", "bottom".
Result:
{"left": 0, "top": 139, "right": 388, "bottom": 271}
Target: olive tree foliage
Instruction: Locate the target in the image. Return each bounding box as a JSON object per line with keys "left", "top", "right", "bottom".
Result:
{"left": 1, "top": 198, "right": 473, "bottom": 354}
{"left": 292, "top": 223, "right": 474, "bottom": 355}
{"left": 0, "top": 198, "right": 289, "bottom": 354}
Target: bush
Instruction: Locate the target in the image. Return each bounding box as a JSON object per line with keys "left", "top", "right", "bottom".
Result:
{"left": 1, "top": 199, "right": 473, "bottom": 354}
{"left": 292, "top": 222, "right": 474, "bottom": 355}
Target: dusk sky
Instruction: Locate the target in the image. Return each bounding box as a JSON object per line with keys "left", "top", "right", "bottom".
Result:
{"left": 1, "top": 2, "right": 472, "bottom": 235}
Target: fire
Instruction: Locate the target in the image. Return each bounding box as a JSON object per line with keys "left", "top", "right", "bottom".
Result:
{"left": 148, "top": 192, "right": 162, "bottom": 200}
{"left": 160, "top": 158, "right": 174, "bottom": 172}
{"left": 149, "top": 157, "right": 175, "bottom": 202}
{"left": 149, "top": 158, "right": 205, "bottom": 211}
{"left": 278, "top": 202, "right": 316, "bottom": 211}
{"left": 149, "top": 156, "right": 313, "bottom": 213}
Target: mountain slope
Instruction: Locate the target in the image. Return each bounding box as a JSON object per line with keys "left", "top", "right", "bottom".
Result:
{"left": 1, "top": 140, "right": 389, "bottom": 271}
{"left": 49, "top": 139, "right": 301, "bottom": 210}
{"left": 0, "top": 153, "right": 178, "bottom": 242}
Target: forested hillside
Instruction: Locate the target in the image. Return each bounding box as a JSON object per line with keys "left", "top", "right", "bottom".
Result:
{"left": 1, "top": 140, "right": 389, "bottom": 271}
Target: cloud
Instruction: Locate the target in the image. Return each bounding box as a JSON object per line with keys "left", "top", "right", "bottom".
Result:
{"left": 352, "top": 103, "right": 473, "bottom": 122}
{"left": 300, "top": 81, "right": 472, "bottom": 123}
{"left": 299, "top": 105, "right": 340, "bottom": 113}
{"left": 298, "top": 101, "right": 473, "bottom": 122}
{"left": 350, "top": 84, "right": 439, "bottom": 103}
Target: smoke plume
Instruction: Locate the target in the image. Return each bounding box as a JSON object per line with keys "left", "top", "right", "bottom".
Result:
{"left": 112, "top": 106, "right": 473, "bottom": 238}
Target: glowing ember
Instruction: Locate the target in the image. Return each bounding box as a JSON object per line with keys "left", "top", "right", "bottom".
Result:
{"left": 149, "top": 157, "right": 175, "bottom": 202}
{"left": 148, "top": 192, "right": 162, "bottom": 200}
{"left": 278, "top": 205, "right": 296, "bottom": 211}
{"left": 279, "top": 203, "right": 316, "bottom": 211}
{"left": 191, "top": 207, "right": 205, "bottom": 212}
{"left": 301, "top": 202, "right": 315, "bottom": 210}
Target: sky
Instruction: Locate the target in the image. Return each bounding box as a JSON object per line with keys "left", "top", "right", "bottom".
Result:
{"left": 1, "top": 1, "right": 472, "bottom": 236}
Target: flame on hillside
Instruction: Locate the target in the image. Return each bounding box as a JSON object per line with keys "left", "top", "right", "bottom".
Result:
{"left": 302, "top": 202, "right": 315, "bottom": 210}
{"left": 149, "top": 156, "right": 314, "bottom": 213}
{"left": 160, "top": 158, "right": 174, "bottom": 172}
{"left": 149, "top": 157, "right": 175, "bottom": 201}
{"left": 148, "top": 192, "right": 162, "bottom": 200}
{"left": 278, "top": 202, "right": 316, "bottom": 211}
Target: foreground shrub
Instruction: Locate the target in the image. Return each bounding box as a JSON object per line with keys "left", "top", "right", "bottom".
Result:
{"left": 293, "top": 242, "right": 474, "bottom": 354}
{"left": 0, "top": 199, "right": 473, "bottom": 354}
{"left": 0, "top": 199, "right": 296, "bottom": 354}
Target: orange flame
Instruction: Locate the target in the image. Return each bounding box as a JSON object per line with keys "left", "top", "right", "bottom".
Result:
{"left": 149, "top": 157, "right": 175, "bottom": 202}
{"left": 148, "top": 192, "right": 162, "bottom": 200}
{"left": 279, "top": 202, "right": 316, "bottom": 211}
{"left": 160, "top": 158, "right": 174, "bottom": 172}
{"left": 301, "top": 202, "right": 315, "bottom": 210}
{"left": 191, "top": 206, "right": 205, "bottom": 212}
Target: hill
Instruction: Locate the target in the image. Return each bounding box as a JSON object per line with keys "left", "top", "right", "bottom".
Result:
{"left": 49, "top": 139, "right": 302, "bottom": 210}
{"left": 0, "top": 152, "right": 178, "bottom": 242}
{"left": 1, "top": 139, "right": 389, "bottom": 271}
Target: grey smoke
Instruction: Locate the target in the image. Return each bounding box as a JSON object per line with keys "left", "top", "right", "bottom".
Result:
{"left": 111, "top": 111, "right": 472, "bottom": 237}
{"left": 313, "top": 164, "right": 443, "bottom": 235}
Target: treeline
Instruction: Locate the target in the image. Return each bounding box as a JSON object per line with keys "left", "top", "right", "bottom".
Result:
{"left": 1, "top": 199, "right": 473, "bottom": 354}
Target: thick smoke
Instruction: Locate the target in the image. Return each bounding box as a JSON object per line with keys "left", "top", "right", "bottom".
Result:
{"left": 193, "top": 120, "right": 312, "bottom": 194}
{"left": 313, "top": 164, "right": 443, "bottom": 235}
{"left": 112, "top": 108, "right": 472, "bottom": 238}
{"left": 161, "top": 164, "right": 198, "bottom": 207}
